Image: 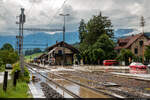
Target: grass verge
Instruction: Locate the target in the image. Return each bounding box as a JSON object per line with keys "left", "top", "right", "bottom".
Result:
{"left": 0, "top": 79, "right": 32, "bottom": 98}
{"left": 24, "top": 52, "right": 44, "bottom": 62}
{"left": 0, "top": 63, "right": 32, "bottom": 98}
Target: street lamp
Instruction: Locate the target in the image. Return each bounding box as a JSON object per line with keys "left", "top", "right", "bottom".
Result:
{"left": 59, "top": 13, "right": 70, "bottom": 42}
{"left": 59, "top": 13, "right": 70, "bottom": 66}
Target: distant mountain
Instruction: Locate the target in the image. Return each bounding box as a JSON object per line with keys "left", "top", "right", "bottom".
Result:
{"left": 114, "top": 29, "right": 134, "bottom": 38}
{"left": 0, "top": 29, "right": 137, "bottom": 50}
{"left": 0, "top": 32, "right": 80, "bottom": 50}
{"left": 113, "top": 29, "right": 135, "bottom": 42}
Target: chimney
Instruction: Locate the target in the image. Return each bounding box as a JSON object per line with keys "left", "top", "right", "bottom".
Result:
{"left": 56, "top": 41, "right": 58, "bottom": 44}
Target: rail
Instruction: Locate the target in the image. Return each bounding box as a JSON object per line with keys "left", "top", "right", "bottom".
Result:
{"left": 26, "top": 63, "right": 124, "bottom": 99}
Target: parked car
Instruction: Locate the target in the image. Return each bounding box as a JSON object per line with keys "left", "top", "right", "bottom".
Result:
{"left": 5, "top": 64, "right": 13, "bottom": 69}
{"left": 147, "top": 64, "right": 150, "bottom": 68}
{"left": 129, "top": 62, "right": 147, "bottom": 69}
{"left": 103, "top": 60, "right": 118, "bottom": 66}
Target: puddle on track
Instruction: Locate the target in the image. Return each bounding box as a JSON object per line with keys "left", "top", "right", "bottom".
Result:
{"left": 47, "top": 72, "right": 111, "bottom": 98}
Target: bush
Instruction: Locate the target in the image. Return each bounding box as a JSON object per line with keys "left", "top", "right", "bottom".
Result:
{"left": 0, "top": 65, "right": 5, "bottom": 72}
{"left": 11, "top": 63, "right": 30, "bottom": 83}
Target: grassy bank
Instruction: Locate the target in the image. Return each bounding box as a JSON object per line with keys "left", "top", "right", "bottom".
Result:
{"left": 0, "top": 79, "right": 32, "bottom": 98}
{"left": 24, "top": 52, "right": 43, "bottom": 62}
{"left": 0, "top": 63, "right": 32, "bottom": 98}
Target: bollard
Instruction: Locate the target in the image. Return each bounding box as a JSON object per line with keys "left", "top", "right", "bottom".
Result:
{"left": 3, "top": 71, "right": 8, "bottom": 91}
{"left": 16, "top": 70, "right": 20, "bottom": 79}
{"left": 13, "top": 71, "right": 17, "bottom": 87}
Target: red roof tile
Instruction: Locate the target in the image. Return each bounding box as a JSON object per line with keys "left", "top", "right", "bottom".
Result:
{"left": 115, "top": 33, "right": 144, "bottom": 50}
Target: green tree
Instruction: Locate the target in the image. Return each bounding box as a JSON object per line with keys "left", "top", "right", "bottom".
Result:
{"left": 85, "top": 12, "right": 113, "bottom": 45}
{"left": 1, "top": 43, "right": 14, "bottom": 51}
{"left": 93, "top": 34, "right": 116, "bottom": 59}
{"left": 79, "top": 19, "right": 87, "bottom": 43}
{"left": 0, "top": 50, "right": 18, "bottom": 65}
{"left": 33, "top": 48, "right": 42, "bottom": 54}
{"left": 145, "top": 46, "right": 150, "bottom": 59}
{"left": 117, "top": 49, "right": 135, "bottom": 65}
{"left": 91, "top": 48, "right": 105, "bottom": 64}
{"left": 78, "top": 12, "right": 115, "bottom": 65}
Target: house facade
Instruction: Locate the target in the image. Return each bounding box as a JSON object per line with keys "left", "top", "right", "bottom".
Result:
{"left": 115, "top": 33, "right": 150, "bottom": 56}
{"left": 46, "top": 41, "right": 79, "bottom": 65}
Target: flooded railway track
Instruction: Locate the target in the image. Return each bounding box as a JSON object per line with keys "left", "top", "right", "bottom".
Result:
{"left": 63, "top": 71, "right": 150, "bottom": 98}
{"left": 26, "top": 63, "right": 150, "bottom": 98}
{"left": 26, "top": 63, "right": 124, "bottom": 98}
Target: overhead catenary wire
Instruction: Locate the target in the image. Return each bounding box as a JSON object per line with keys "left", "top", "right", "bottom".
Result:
{"left": 47, "top": 0, "right": 69, "bottom": 26}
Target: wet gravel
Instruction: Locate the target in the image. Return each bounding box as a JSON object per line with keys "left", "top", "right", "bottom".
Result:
{"left": 62, "top": 71, "right": 150, "bottom": 98}
{"left": 40, "top": 82, "right": 64, "bottom": 98}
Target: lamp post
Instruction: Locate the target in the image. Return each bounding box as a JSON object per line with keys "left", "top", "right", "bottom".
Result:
{"left": 59, "top": 13, "right": 70, "bottom": 66}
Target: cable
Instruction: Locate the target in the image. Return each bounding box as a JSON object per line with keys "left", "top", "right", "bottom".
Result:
{"left": 26, "top": 1, "right": 35, "bottom": 17}
{"left": 47, "top": 0, "right": 69, "bottom": 26}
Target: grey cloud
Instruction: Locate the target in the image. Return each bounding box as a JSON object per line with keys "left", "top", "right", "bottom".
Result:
{"left": 0, "top": 0, "right": 150, "bottom": 36}
{"left": 29, "top": 0, "right": 42, "bottom": 4}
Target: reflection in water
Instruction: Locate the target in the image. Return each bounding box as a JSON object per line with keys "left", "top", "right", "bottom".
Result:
{"left": 129, "top": 68, "right": 147, "bottom": 74}
{"left": 48, "top": 72, "right": 110, "bottom": 98}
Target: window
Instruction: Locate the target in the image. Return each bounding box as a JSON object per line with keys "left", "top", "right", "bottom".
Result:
{"left": 134, "top": 48, "right": 138, "bottom": 54}
{"left": 139, "top": 40, "right": 143, "bottom": 46}
{"left": 58, "top": 50, "right": 62, "bottom": 55}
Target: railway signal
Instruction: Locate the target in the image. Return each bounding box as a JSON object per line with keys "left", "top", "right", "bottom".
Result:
{"left": 16, "top": 8, "right": 26, "bottom": 74}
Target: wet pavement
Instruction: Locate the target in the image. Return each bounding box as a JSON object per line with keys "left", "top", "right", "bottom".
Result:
{"left": 28, "top": 68, "right": 73, "bottom": 98}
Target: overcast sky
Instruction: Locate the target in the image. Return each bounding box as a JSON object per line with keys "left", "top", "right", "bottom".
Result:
{"left": 0, "top": 0, "right": 149, "bottom": 36}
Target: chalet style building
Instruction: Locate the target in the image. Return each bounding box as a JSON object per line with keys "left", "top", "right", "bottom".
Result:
{"left": 115, "top": 33, "right": 150, "bottom": 56}
{"left": 37, "top": 41, "right": 79, "bottom": 65}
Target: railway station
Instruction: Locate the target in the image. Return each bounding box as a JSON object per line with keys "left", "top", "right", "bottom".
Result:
{"left": 0, "top": 0, "right": 150, "bottom": 99}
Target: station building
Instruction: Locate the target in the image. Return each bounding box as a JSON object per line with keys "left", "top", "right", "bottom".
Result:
{"left": 37, "top": 41, "right": 79, "bottom": 65}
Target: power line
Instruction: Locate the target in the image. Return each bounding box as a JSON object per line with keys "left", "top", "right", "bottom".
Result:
{"left": 26, "top": 1, "right": 35, "bottom": 17}
{"left": 47, "top": 0, "right": 69, "bottom": 26}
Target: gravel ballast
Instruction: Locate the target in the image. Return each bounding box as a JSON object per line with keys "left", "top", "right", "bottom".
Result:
{"left": 40, "top": 82, "right": 64, "bottom": 98}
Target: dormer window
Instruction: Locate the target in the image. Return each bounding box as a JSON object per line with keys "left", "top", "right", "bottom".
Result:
{"left": 139, "top": 40, "right": 143, "bottom": 46}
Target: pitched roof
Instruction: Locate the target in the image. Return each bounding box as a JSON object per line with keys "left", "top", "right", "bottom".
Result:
{"left": 124, "top": 33, "right": 144, "bottom": 48}
{"left": 47, "top": 41, "right": 79, "bottom": 53}
{"left": 115, "top": 33, "right": 145, "bottom": 50}
{"left": 144, "top": 40, "right": 150, "bottom": 46}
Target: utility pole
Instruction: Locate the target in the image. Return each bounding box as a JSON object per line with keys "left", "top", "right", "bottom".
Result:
{"left": 16, "top": 8, "right": 26, "bottom": 74}
{"left": 140, "top": 16, "right": 145, "bottom": 34}
{"left": 59, "top": 13, "right": 70, "bottom": 66}
{"left": 140, "top": 16, "right": 145, "bottom": 64}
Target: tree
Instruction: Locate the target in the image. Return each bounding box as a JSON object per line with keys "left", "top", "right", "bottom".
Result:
{"left": 78, "top": 12, "right": 115, "bottom": 65}
{"left": 93, "top": 34, "right": 116, "bottom": 59}
{"left": 145, "top": 46, "right": 150, "bottom": 62}
{"left": 33, "top": 48, "right": 42, "bottom": 54}
{"left": 25, "top": 49, "right": 33, "bottom": 56}
{"left": 0, "top": 50, "right": 18, "bottom": 65}
{"left": 79, "top": 19, "right": 87, "bottom": 43}
{"left": 85, "top": 12, "right": 113, "bottom": 45}
{"left": 1, "top": 43, "right": 14, "bottom": 51}
{"left": 91, "top": 48, "right": 105, "bottom": 64}
{"left": 117, "top": 49, "right": 135, "bottom": 65}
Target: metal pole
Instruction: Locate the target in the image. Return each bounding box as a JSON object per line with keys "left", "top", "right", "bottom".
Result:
{"left": 19, "top": 8, "right": 25, "bottom": 74}
{"left": 59, "top": 14, "right": 69, "bottom": 66}
{"left": 63, "top": 16, "right": 65, "bottom": 66}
